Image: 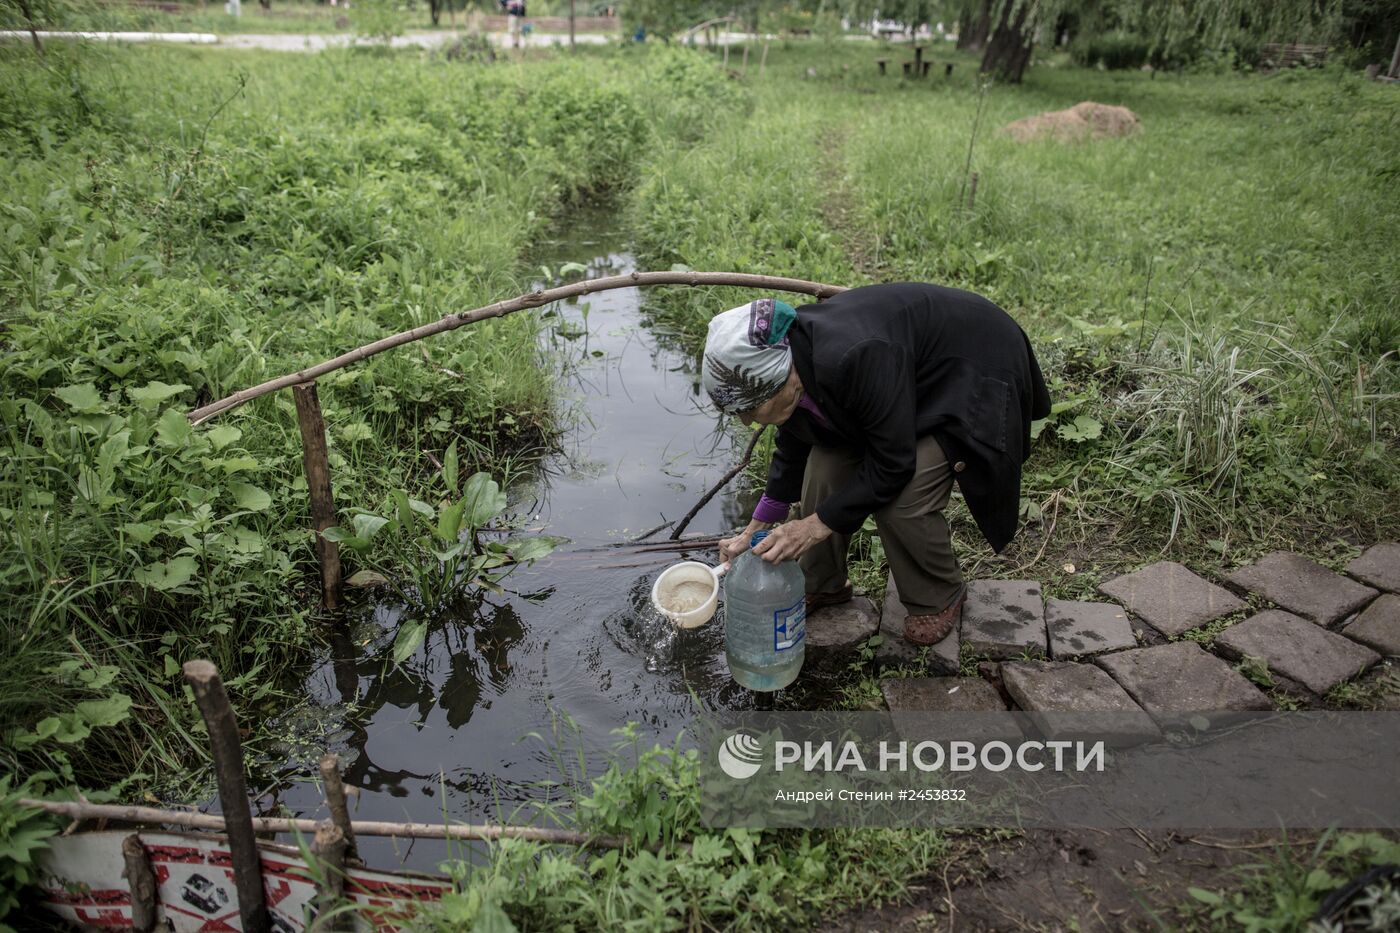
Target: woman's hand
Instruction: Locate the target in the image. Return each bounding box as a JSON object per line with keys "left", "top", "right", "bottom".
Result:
{"left": 719, "top": 519, "right": 773, "bottom": 563}
{"left": 752, "top": 514, "right": 832, "bottom": 563}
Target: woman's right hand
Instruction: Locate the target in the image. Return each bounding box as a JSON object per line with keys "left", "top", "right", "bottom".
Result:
{"left": 718, "top": 531, "right": 751, "bottom": 564}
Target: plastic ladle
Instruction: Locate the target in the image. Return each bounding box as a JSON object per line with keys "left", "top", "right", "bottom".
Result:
{"left": 651, "top": 561, "right": 729, "bottom": 629}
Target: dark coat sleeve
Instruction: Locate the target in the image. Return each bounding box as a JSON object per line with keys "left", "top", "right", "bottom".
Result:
{"left": 814, "top": 340, "right": 917, "bottom": 534}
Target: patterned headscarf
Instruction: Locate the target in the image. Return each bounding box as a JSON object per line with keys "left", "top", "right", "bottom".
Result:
{"left": 701, "top": 298, "right": 798, "bottom": 413}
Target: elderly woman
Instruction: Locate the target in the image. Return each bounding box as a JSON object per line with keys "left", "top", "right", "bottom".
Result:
{"left": 706, "top": 282, "right": 1050, "bottom": 646}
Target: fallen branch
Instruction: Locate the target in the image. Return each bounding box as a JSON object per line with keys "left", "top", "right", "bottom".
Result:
{"left": 189, "top": 272, "right": 846, "bottom": 424}
{"left": 670, "top": 427, "right": 768, "bottom": 539}
{"left": 22, "top": 798, "right": 643, "bottom": 851}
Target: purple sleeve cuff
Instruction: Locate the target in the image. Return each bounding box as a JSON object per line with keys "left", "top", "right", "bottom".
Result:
{"left": 752, "top": 494, "right": 791, "bottom": 523}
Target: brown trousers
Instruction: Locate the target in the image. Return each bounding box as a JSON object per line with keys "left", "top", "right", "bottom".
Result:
{"left": 794, "top": 435, "right": 964, "bottom": 616}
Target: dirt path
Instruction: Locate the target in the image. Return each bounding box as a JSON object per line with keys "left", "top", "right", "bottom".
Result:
{"left": 821, "top": 828, "right": 1312, "bottom": 932}
{"left": 818, "top": 130, "right": 884, "bottom": 283}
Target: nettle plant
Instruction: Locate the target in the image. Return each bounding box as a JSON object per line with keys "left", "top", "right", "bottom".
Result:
{"left": 324, "top": 441, "right": 561, "bottom": 663}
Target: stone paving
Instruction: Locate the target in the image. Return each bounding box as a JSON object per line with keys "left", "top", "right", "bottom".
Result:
{"left": 1345, "top": 542, "right": 1400, "bottom": 594}
{"left": 1097, "top": 560, "right": 1243, "bottom": 637}
{"left": 961, "top": 580, "right": 1047, "bottom": 659}
{"left": 1226, "top": 551, "right": 1378, "bottom": 626}
{"left": 1214, "top": 609, "right": 1381, "bottom": 695}
{"left": 864, "top": 543, "right": 1396, "bottom": 718}
{"left": 1045, "top": 599, "right": 1136, "bottom": 658}
{"left": 806, "top": 596, "right": 880, "bottom": 676}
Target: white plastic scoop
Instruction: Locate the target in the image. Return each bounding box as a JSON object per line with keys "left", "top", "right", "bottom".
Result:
{"left": 651, "top": 561, "right": 729, "bottom": 629}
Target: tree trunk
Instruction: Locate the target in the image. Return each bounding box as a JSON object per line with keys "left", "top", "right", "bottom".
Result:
{"left": 259, "top": 0, "right": 270, "bottom": 10}
{"left": 957, "top": 0, "right": 991, "bottom": 52}
{"left": 1389, "top": 28, "right": 1400, "bottom": 78}
{"left": 430, "top": 0, "right": 441, "bottom": 26}
{"left": 980, "top": 0, "right": 1035, "bottom": 83}
{"left": 16, "top": 0, "right": 44, "bottom": 56}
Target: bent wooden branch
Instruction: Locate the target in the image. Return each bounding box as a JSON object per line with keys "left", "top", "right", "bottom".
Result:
{"left": 21, "top": 798, "right": 641, "bottom": 851}
{"left": 188, "top": 271, "right": 847, "bottom": 424}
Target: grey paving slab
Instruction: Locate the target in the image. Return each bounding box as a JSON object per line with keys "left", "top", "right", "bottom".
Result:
{"left": 1095, "top": 641, "right": 1271, "bottom": 714}
{"left": 874, "top": 573, "right": 959, "bottom": 675}
{"left": 805, "top": 596, "right": 880, "bottom": 675}
{"left": 1097, "top": 561, "right": 1244, "bottom": 637}
{"left": 882, "top": 677, "right": 1024, "bottom": 744}
{"left": 1000, "top": 660, "right": 1157, "bottom": 742}
{"left": 1226, "top": 551, "right": 1378, "bottom": 626}
{"left": 1343, "top": 594, "right": 1400, "bottom": 657}
{"left": 1215, "top": 610, "right": 1381, "bottom": 695}
{"left": 961, "top": 580, "right": 1047, "bottom": 660}
{"left": 881, "top": 676, "right": 1007, "bottom": 712}
{"left": 1347, "top": 543, "right": 1400, "bottom": 594}
{"left": 1046, "top": 599, "right": 1136, "bottom": 658}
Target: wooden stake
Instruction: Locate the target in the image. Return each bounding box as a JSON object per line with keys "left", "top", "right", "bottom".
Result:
{"left": 293, "top": 382, "right": 343, "bottom": 612}
{"left": 568, "top": 0, "right": 575, "bottom": 48}
{"left": 759, "top": 38, "right": 770, "bottom": 76}
{"left": 1390, "top": 29, "right": 1400, "bottom": 78}
{"left": 967, "top": 171, "right": 980, "bottom": 210}
{"left": 182, "top": 660, "right": 269, "bottom": 933}
{"left": 310, "top": 820, "right": 350, "bottom": 932}
{"left": 742, "top": 43, "right": 749, "bottom": 75}
{"left": 723, "top": 43, "right": 729, "bottom": 69}
{"left": 319, "top": 754, "right": 358, "bottom": 863}
{"left": 121, "top": 835, "right": 157, "bottom": 933}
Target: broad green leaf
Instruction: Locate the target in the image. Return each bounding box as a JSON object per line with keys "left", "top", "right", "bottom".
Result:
{"left": 507, "top": 536, "right": 563, "bottom": 563}
{"left": 436, "top": 498, "right": 467, "bottom": 543}
{"left": 558, "top": 261, "right": 588, "bottom": 278}
{"left": 461, "top": 472, "right": 506, "bottom": 528}
{"left": 443, "top": 439, "right": 459, "bottom": 494}
{"left": 155, "top": 408, "right": 194, "bottom": 448}
{"left": 134, "top": 556, "right": 197, "bottom": 591}
{"left": 408, "top": 498, "right": 436, "bottom": 518}
{"left": 120, "top": 522, "right": 159, "bottom": 544}
{"left": 127, "top": 381, "right": 190, "bottom": 406}
{"left": 1048, "top": 398, "right": 1085, "bottom": 416}
{"left": 346, "top": 570, "right": 390, "bottom": 587}
{"left": 1057, "top": 415, "right": 1103, "bottom": 443}
{"left": 352, "top": 513, "right": 390, "bottom": 541}
{"left": 338, "top": 422, "right": 374, "bottom": 442}
{"left": 1188, "top": 888, "right": 1223, "bottom": 905}
{"left": 392, "top": 621, "right": 427, "bottom": 665}
{"left": 74, "top": 694, "right": 133, "bottom": 729}
{"left": 229, "top": 483, "right": 272, "bottom": 512}
{"left": 1030, "top": 418, "right": 1049, "bottom": 440}
{"left": 206, "top": 424, "right": 242, "bottom": 450}
{"left": 54, "top": 383, "right": 104, "bottom": 414}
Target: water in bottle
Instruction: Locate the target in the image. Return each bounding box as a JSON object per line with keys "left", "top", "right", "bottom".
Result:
{"left": 723, "top": 531, "right": 806, "bottom": 691}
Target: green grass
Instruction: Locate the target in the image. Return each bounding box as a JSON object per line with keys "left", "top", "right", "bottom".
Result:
{"left": 628, "top": 39, "right": 1400, "bottom": 593}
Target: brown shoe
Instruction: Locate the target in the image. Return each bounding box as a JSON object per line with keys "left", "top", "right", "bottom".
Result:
{"left": 904, "top": 586, "right": 967, "bottom": 646}
{"left": 805, "top": 582, "right": 853, "bottom": 612}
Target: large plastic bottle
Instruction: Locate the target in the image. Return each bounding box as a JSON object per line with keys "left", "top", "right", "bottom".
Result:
{"left": 723, "top": 531, "right": 806, "bottom": 691}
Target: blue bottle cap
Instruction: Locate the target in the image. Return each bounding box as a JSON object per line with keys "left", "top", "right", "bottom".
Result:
{"left": 750, "top": 530, "right": 770, "bottom": 548}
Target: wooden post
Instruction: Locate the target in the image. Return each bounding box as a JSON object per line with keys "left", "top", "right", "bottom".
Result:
{"left": 121, "top": 835, "right": 158, "bottom": 933}
{"left": 319, "top": 754, "right": 359, "bottom": 863}
{"left": 759, "top": 38, "right": 770, "bottom": 76}
{"left": 1390, "top": 29, "right": 1400, "bottom": 78}
{"left": 310, "top": 820, "right": 350, "bottom": 932}
{"left": 293, "top": 382, "right": 343, "bottom": 612}
{"left": 742, "top": 43, "right": 749, "bottom": 75}
{"left": 183, "top": 661, "right": 269, "bottom": 933}
{"left": 967, "top": 171, "right": 980, "bottom": 210}
{"left": 723, "top": 43, "right": 729, "bottom": 70}
{"left": 568, "top": 0, "right": 575, "bottom": 49}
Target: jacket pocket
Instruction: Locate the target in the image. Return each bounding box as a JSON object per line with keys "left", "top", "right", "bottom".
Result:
{"left": 968, "top": 376, "right": 1010, "bottom": 453}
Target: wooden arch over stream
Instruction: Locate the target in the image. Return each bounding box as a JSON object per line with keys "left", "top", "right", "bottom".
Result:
{"left": 189, "top": 271, "right": 848, "bottom": 612}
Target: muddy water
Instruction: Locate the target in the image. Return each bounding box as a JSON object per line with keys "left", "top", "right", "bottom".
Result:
{"left": 258, "top": 211, "right": 765, "bottom": 869}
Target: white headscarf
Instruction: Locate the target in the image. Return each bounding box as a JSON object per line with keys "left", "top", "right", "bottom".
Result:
{"left": 701, "top": 298, "right": 797, "bottom": 412}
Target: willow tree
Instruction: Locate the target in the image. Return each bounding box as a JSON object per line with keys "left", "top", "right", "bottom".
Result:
{"left": 974, "top": 0, "right": 1349, "bottom": 82}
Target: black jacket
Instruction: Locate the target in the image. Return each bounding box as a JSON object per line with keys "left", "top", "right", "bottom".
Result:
{"left": 766, "top": 282, "right": 1050, "bottom": 553}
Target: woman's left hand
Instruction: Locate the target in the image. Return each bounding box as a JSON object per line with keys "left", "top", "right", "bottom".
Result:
{"left": 752, "top": 514, "right": 832, "bottom": 563}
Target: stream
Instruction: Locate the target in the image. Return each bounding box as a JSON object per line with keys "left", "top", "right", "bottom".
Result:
{"left": 254, "top": 210, "right": 765, "bottom": 870}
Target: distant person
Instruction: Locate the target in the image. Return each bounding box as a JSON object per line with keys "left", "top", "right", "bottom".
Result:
{"left": 499, "top": 0, "right": 526, "bottom": 47}
{"left": 706, "top": 283, "right": 1050, "bottom": 647}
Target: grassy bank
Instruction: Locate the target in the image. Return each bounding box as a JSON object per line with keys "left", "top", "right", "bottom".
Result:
{"left": 630, "top": 39, "right": 1400, "bottom": 598}
{"left": 0, "top": 41, "right": 734, "bottom": 800}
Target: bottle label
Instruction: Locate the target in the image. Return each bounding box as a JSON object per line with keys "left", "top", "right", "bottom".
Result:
{"left": 773, "top": 597, "right": 806, "bottom": 651}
